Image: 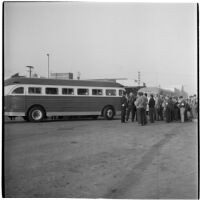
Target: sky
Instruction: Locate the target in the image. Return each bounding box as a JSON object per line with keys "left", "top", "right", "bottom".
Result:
{"left": 4, "top": 2, "right": 197, "bottom": 95}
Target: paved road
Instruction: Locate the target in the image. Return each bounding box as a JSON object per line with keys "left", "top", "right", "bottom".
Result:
{"left": 4, "top": 118, "right": 198, "bottom": 198}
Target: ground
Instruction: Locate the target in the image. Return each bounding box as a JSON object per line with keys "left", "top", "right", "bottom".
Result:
{"left": 3, "top": 117, "right": 198, "bottom": 198}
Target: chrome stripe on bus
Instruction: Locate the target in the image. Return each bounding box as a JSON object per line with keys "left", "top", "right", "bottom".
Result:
{"left": 46, "top": 111, "right": 101, "bottom": 116}
{"left": 5, "top": 112, "right": 25, "bottom": 116}
{"left": 5, "top": 111, "right": 120, "bottom": 117}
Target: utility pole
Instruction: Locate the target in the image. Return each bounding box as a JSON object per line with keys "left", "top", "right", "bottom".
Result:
{"left": 77, "top": 72, "right": 81, "bottom": 80}
{"left": 47, "top": 53, "right": 50, "bottom": 78}
{"left": 138, "top": 71, "right": 141, "bottom": 86}
{"left": 26, "top": 66, "right": 34, "bottom": 78}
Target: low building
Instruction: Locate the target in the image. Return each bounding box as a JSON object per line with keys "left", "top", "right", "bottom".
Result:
{"left": 50, "top": 72, "right": 73, "bottom": 80}
{"left": 162, "top": 85, "right": 188, "bottom": 98}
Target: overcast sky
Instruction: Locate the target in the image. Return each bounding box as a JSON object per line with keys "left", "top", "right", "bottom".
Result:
{"left": 4, "top": 2, "right": 197, "bottom": 95}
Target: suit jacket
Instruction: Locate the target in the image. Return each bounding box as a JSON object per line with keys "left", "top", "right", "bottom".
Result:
{"left": 121, "top": 96, "right": 128, "bottom": 108}
{"left": 149, "top": 97, "right": 155, "bottom": 108}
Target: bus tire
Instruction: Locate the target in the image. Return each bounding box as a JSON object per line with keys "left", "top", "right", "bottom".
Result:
{"left": 28, "top": 106, "right": 45, "bottom": 122}
{"left": 103, "top": 107, "right": 114, "bottom": 120}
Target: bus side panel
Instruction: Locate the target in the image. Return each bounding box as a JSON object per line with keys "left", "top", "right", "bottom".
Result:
{"left": 4, "top": 96, "right": 26, "bottom": 115}
{"left": 25, "top": 96, "right": 121, "bottom": 114}
{"left": 4, "top": 96, "right": 10, "bottom": 113}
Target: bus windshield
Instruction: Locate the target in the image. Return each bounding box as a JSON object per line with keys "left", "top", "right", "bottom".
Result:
{"left": 4, "top": 85, "right": 15, "bottom": 96}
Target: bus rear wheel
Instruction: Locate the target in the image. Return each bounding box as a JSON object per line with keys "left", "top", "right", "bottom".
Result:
{"left": 28, "top": 106, "right": 45, "bottom": 122}
{"left": 103, "top": 107, "right": 114, "bottom": 120}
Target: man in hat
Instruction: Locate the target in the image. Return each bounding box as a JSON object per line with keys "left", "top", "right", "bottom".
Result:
{"left": 149, "top": 94, "right": 155, "bottom": 123}
{"left": 120, "top": 92, "right": 128, "bottom": 123}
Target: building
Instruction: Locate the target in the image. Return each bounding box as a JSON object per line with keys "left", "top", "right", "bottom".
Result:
{"left": 138, "top": 85, "right": 188, "bottom": 98}
{"left": 50, "top": 73, "right": 73, "bottom": 80}
{"left": 162, "top": 85, "right": 188, "bottom": 98}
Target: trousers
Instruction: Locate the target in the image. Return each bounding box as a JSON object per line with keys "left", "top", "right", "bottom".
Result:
{"left": 180, "top": 107, "right": 185, "bottom": 123}
{"left": 126, "top": 106, "right": 136, "bottom": 122}
{"left": 137, "top": 108, "right": 145, "bottom": 125}
{"left": 149, "top": 108, "right": 155, "bottom": 123}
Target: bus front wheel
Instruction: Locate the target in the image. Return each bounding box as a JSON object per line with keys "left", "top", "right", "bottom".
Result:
{"left": 103, "top": 107, "right": 114, "bottom": 120}
{"left": 28, "top": 106, "right": 45, "bottom": 122}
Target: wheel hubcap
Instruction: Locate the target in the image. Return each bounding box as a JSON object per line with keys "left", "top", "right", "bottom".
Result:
{"left": 107, "top": 109, "right": 113, "bottom": 117}
{"left": 32, "top": 110, "right": 42, "bottom": 120}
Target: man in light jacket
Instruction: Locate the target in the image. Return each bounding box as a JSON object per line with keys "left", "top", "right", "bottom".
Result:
{"left": 135, "top": 92, "right": 145, "bottom": 126}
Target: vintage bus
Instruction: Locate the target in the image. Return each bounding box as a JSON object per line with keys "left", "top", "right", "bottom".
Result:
{"left": 4, "top": 77, "right": 125, "bottom": 122}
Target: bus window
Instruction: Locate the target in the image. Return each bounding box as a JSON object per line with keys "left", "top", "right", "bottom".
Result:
{"left": 12, "top": 87, "right": 24, "bottom": 94}
{"left": 106, "top": 89, "right": 116, "bottom": 96}
{"left": 28, "top": 87, "right": 42, "bottom": 94}
{"left": 62, "top": 88, "right": 74, "bottom": 95}
{"left": 45, "top": 88, "right": 58, "bottom": 95}
{"left": 77, "top": 88, "right": 89, "bottom": 95}
{"left": 92, "top": 89, "right": 103, "bottom": 96}
{"left": 119, "top": 90, "right": 124, "bottom": 96}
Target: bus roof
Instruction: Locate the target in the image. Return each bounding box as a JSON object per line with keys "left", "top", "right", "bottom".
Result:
{"left": 4, "top": 77, "right": 124, "bottom": 88}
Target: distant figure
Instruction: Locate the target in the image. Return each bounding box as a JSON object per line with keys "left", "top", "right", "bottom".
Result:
{"left": 165, "top": 96, "right": 170, "bottom": 122}
{"left": 174, "top": 97, "right": 180, "bottom": 121}
{"left": 166, "top": 97, "right": 174, "bottom": 123}
{"left": 120, "top": 93, "right": 128, "bottom": 123}
{"left": 143, "top": 93, "right": 148, "bottom": 124}
{"left": 155, "top": 95, "right": 163, "bottom": 121}
{"left": 191, "top": 95, "right": 197, "bottom": 118}
{"left": 185, "top": 99, "right": 192, "bottom": 121}
{"left": 179, "top": 96, "right": 186, "bottom": 123}
{"left": 148, "top": 94, "right": 155, "bottom": 123}
{"left": 126, "top": 92, "right": 136, "bottom": 122}
{"left": 135, "top": 92, "right": 145, "bottom": 126}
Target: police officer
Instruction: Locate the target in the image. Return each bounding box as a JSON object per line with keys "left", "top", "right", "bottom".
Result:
{"left": 121, "top": 92, "right": 128, "bottom": 123}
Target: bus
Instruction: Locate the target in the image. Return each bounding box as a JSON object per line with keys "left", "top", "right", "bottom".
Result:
{"left": 4, "top": 77, "right": 125, "bottom": 122}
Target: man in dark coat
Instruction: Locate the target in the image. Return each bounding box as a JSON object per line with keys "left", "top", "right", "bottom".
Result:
{"left": 126, "top": 92, "right": 137, "bottom": 122}
{"left": 143, "top": 93, "right": 148, "bottom": 124}
{"left": 121, "top": 93, "right": 128, "bottom": 123}
{"left": 149, "top": 94, "right": 155, "bottom": 123}
{"left": 166, "top": 97, "right": 174, "bottom": 122}
{"left": 156, "top": 95, "right": 163, "bottom": 121}
{"left": 174, "top": 97, "right": 180, "bottom": 121}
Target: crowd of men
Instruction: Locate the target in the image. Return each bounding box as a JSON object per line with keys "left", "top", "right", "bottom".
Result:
{"left": 121, "top": 91, "right": 198, "bottom": 125}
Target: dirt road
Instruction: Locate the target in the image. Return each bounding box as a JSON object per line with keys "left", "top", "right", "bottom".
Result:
{"left": 4, "top": 118, "right": 198, "bottom": 198}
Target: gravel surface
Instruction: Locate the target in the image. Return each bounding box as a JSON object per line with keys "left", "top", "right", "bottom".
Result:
{"left": 3, "top": 118, "right": 198, "bottom": 198}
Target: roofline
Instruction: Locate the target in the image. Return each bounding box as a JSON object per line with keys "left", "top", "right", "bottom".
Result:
{"left": 4, "top": 77, "right": 124, "bottom": 88}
